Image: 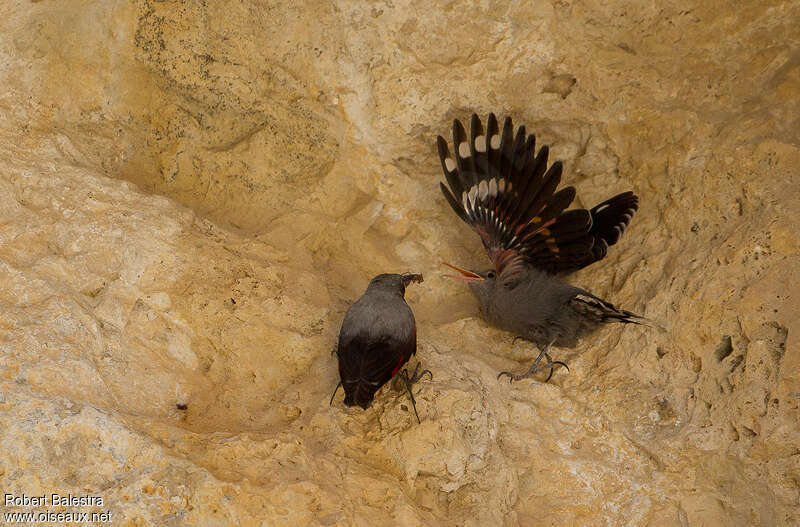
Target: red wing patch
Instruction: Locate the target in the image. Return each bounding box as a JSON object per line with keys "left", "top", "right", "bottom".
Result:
{"left": 390, "top": 356, "right": 406, "bottom": 377}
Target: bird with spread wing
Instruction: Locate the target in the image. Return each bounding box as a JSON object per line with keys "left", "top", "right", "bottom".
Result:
{"left": 437, "top": 113, "right": 653, "bottom": 382}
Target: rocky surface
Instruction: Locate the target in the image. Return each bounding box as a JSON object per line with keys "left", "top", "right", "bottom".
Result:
{"left": 1, "top": 0, "right": 799, "bottom": 525}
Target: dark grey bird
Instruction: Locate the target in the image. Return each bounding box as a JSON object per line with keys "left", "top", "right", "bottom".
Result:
{"left": 437, "top": 113, "right": 651, "bottom": 382}
{"left": 330, "top": 273, "right": 431, "bottom": 422}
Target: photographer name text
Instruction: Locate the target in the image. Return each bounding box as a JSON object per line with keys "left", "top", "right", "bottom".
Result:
{"left": 4, "top": 493, "right": 104, "bottom": 507}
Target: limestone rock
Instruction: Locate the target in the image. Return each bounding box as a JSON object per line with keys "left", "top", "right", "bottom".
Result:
{"left": 1, "top": 0, "right": 799, "bottom": 525}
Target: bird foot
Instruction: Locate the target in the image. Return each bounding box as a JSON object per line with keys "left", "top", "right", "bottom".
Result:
{"left": 497, "top": 340, "right": 568, "bottom": 383}
{"left": 398, "top": 362, "right": 432, "bottom": 423}
{"left": 402, "top": 361, "right": 433, "bottom": 385}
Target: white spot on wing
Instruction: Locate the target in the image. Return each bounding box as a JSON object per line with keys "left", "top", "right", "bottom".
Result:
{"left": 459, "top": 141, "right": 470, "bottom": 158}
{"left": 594, "top": 204, "right": 610, "bottom": 213}
{"left": 475, "top": 135, "right": 486, "bottom": 152}
{"left": 444, "top": 158, "right": 456, "bottom": 172}
{"left": 478, "top": 180, "right": 488, "bottom": 201}
{"left": 498, "top": 178, "right": 506, "bottom": 192}
{"left": 575, "top": 293, "right": 598, "bottom": 305}
{"left": 468, "top": 185, "right": 478, "bottom": 207}
{"left": 488, "top": 178, "right": 498, "bottom": 197}
{"left": 490, "top": 134, "right": 501, "bottom": 149}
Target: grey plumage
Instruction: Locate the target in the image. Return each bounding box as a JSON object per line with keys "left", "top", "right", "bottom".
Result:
{"left": 438, "top": 114, "right": 650, "bottom": 381}
{"left": 462, "top": 266, "right": 647, "bottom": 346}
{"left": 332, "top": 273, "right": 430, "bottom": 421}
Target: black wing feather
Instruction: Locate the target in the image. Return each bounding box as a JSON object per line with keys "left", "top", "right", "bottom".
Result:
{"left": 338, "top": 333, "right": 414, "bottom": 409}
{"left": 437, "top": 113, "right": 639, "bottom": 274}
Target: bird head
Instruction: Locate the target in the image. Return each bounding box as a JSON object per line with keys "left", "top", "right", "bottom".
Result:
{"left": 443, "top": 263, "right": 497, "bottom": 307}
{"left": 367, "top": 273, "right": 424, "bottom": 297}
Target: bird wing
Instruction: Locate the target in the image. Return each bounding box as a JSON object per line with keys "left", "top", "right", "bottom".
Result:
{"left": 568, "top": 291, "right": 661, "bottom": 329}
{"left": 338, "top": 332, "right": 414, "bottom": 392}
{"left": 582, "top": 191, "right": 639, "bottom": 266}
{"left": 437, "top": 113, "right": 638, "bottom": 275}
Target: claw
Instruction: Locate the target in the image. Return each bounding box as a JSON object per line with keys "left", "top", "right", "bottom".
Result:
{"left": 405, "top": 362, "right": 433, "bottom": 383}
{"left": 542, "top": 353, "right": 569, "bottom": 382}
{"left": 496, "top": 339, "right": 569, "bottom": 383}
{"left": 498, "top": 370, "right": 515, "bottom": 383}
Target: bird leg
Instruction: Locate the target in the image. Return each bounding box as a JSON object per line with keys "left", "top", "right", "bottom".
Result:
{"left": 497, "top": 339, "right": 569, "bottom": 383}
{"left": 398, "top": 362, "right": 433, "bottom": 423}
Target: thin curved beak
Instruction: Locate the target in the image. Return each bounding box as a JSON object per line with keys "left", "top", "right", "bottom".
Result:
{"left": 442, "top": 262, "right": 484, "bottom": 282}
{"left": 401, "top": 273, "right": 424, "bottom": 286}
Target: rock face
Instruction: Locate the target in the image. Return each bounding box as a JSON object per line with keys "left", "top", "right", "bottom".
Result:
{"left": 1, "top": 1, "right": 799, "bottom": 525}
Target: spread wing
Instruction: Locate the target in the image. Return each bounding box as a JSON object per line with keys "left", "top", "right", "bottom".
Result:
{"left": 437, "top": 113, "right": 638, "bottom": 275}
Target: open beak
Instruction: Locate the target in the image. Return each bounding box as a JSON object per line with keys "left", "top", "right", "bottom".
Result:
{"left": 401, "top": 273, "right": 424, "bottom": 286}
{"left": 442, "top": 262, "right": 484, "bottom": 282}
